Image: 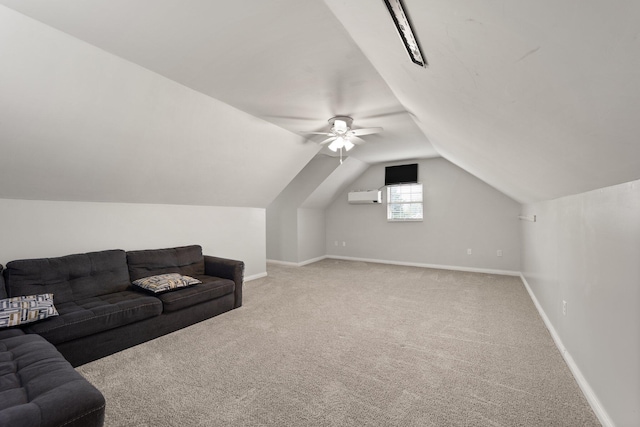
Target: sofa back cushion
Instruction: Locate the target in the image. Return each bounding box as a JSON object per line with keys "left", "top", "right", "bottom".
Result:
{"left": 4, "top": 250, "right": 131, "bottom": 304}
{"left": 126, "top": 245, "right": 205, "bottom": 281}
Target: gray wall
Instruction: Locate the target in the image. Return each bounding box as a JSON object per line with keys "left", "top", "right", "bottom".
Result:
{"left": 326, "top": 158, "right": 522, "bottom": 272}
{"left": 0, "top": 199, "right": 267, "bottom": 279}
{"left": 266, "top": 201, "right": 298, "bottom": 263}
{"left": 521, "top": 179, "right": 640, "bottom": 427}
{"left": 266, "top": 156, "right": 338, "bottom": 263}
{"left": 297, "top": 208, "right": 326, "bottom": 263}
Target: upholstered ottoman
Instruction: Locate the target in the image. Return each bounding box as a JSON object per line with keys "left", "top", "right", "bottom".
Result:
{"left": 0, "top": 329, "right": 105, "bottom": 427}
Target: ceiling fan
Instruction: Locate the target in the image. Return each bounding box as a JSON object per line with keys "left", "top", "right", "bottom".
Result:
{"left": 303, "top": 116, "right": 383, "bottom": 163}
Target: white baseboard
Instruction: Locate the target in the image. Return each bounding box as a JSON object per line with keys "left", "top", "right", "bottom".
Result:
{"left": 520, "top": 274, "right": 614, "bottom": 427}
{"left": 326, "top": 255, "right": 520, "bottom": 277}
{"left": 244, "top": 272, "right": 267, "bottom": 282}
{"left": 266, "top": 259, "right": 299, "bottom": 267}
{"left": 266, "top": 256, "right": 327, "bottom": 267}
{"left": 299, "top": 255, "right": 327, "bottom": 266}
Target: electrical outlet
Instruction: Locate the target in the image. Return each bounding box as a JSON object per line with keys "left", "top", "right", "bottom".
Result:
{"left": 467, "top": 248, "right": 472, "bottom": 255}
{"left": 342, "top": 241, "right": 346, "bottom": 247}
{"left": 497, "top": 250, "right": 503, "bottom": 257}
{"left": 562, "top": 300, "right": 567, "bottom": 316}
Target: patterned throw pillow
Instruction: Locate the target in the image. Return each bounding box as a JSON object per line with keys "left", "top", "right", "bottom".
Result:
{"left": 132, "top": 273, "right": 202, "bottom": 294}
{"left": 0, "top": 294, "right": 59, "bottom": 328}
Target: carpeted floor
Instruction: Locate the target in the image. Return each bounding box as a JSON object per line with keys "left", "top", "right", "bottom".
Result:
{"left": 77, "top": 259, "right": 601, "bottom": 426}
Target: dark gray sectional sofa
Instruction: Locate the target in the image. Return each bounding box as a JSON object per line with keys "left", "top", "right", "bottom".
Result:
{"left": 0, "top": 245, "right": 244, "bottom": 427}
{"left": 0, "top": 328, "right": 106, "bottom": 427}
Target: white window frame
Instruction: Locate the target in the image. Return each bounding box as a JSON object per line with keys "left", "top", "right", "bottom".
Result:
{"left": 386, "top": 183, "right": 423, "bottom": 222}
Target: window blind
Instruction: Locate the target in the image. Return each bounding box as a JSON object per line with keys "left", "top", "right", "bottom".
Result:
{"left": 387, "top": 183, "right": 423, "bottom": 221}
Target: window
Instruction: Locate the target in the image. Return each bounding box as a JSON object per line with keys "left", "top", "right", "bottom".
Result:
{"left": 387, "top": 183, "right": 423, "bottom": 221}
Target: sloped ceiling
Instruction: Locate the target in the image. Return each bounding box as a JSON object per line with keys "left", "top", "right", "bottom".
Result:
{"left": 301, "top": 156, "right": 370, "bottom": 209}
{"left": 0, "top": 5, "right": 319, "bottom": 208}
{"left": 1, "top": 0, "right": 639, "bottom": 205}
{"left": 325, "top": 0, "right": 640, "bottom": 202}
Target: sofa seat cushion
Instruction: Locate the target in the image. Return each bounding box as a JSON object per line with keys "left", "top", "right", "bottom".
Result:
{"left": 0, "top": 332, "right": 105, "bottom": 427}
{"left": 22, "top": 291, "right": 162, "bottom": 345}
{"left": 157, "top": 275, "right": 234, "bottom": 312}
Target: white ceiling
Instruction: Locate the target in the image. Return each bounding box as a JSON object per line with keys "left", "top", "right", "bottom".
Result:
{"left": 325, "top": 0, "right": 640, "bottom": 202}
{"left": 0, "top": 0, "right": 437, "bottom": 166}
{"left": 1, "top": 0, "right": 639, "bottom": 204}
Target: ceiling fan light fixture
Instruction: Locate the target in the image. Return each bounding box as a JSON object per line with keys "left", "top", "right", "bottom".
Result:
{"left": 329, "top": 136, "right": 353, "bottom": 152}
{"left": 328, "top": 138, "right": 342, "bottom": 152}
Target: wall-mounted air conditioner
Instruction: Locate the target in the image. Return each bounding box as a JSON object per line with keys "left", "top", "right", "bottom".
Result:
{"left": 348, "top": 190, "right": 382, "bottom": 204}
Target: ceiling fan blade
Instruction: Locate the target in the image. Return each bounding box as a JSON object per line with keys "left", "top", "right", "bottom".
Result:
{"left": 301, "top": 131, "right": 333, "bottom": 136}
{"left": 319, "top": 136, "right": 337, "bottom": 145}
{"left": 351, "top": 127, "right": 383, "bottom": 136}
{"left": 358, "top": 109, "right": 417, "bottom": 120}
{"left": 350, "top": 136, "right": 366, "bottom": 145}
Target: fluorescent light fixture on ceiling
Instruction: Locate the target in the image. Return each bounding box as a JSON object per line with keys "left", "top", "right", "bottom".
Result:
{"left": 383, "top": 0, "right": 427, "bottom": 67}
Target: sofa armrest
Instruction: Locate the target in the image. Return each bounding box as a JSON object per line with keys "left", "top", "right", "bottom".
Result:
{"left": 204, "top": 256, "right": 244, "bottom": 308}
{"left": 0, "top": 264, "right": 7, "bottom": 299}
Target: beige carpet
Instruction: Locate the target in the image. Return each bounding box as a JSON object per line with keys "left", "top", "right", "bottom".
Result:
{"left": 77, "top": 259, "right": 600, "bottom": 426}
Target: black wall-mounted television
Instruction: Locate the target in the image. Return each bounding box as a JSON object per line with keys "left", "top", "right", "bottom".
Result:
{"left": 385, "top": 163, "right": 418, "bottom": 185}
